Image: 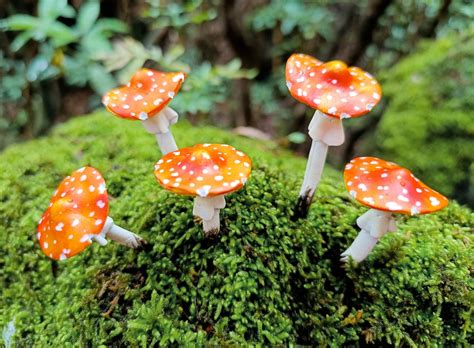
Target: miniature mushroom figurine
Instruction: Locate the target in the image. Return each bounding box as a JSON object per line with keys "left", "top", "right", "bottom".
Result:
{"left": 102, "top": 68, "right": 186, "bottom": 155}
{"left": 154, "top": 144, "right": 252, "bottom": 237}
{"left": 341, "top": 156, "right": 449, "bottom": 263}
{"left": 286, "top": 53, "right": 382, "bottom": 219}
{"left": 37, "top": 167, "right": 145, "bottom": 260}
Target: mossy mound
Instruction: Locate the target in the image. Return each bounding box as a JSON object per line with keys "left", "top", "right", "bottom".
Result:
{"left": 373, "top": 31, "right": 474, "bottom": 206}
{"left": 0, "top": 112, "right": 472, "bottom": 346}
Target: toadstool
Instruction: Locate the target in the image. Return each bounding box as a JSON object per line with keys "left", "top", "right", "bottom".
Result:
{"left": 37, "top": 167, "right": 145, "bottom": 260}
{"left": 286, "top": 53, "right": 382, "bottom": 219}
{"left": 154, "top": 144, "right": 252, "bottom": 237}
{"left": 103, "top": 68, "right": 186, "bottom": 155}
{"left": 341, "top": 156, "right": 449, "bottom": 263}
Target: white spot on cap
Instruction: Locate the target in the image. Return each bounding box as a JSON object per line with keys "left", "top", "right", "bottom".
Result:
{"left": 55, "top": 223, "right": 64, "bottom": 231}
{"left": 72, "top": 219, "right": 80, "bottom": 227}
{"left": 80, "top": 234, "right": 91, "bottom": 243}
{"left": 398, "top": 195, "right": 409, "bottom": 202}
{"left": 98, "top": 183, "right": 106, "bottom": 194}
{"left": 172, "top": 73, "right": 185, "bottom": 82}
{"left": 363, "top": 197, "right": 375, "bottom": 205}
{"left": 386, "top": 202, "right": 403, "bottom": 211}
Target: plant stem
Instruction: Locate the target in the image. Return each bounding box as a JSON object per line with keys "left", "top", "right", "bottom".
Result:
{"left": 141, "top": 107, "right": 179, "bottom": 155}
{"left": 193, "top": 195, "right": 226, "bottom": 237}
{"left": 94, "top": 217, "right": 145, "bottom": 249}
{"left": 294, "top": 110, "right": 344, "bottom": 219}
{"left": 341, "top": 209, "right": 396, "bottom": 263}
{"left": 155, "top": 131, "right": 178, "bottom": 155}
{"left": 294, "top": 140, "right": 328, "bottom": 219}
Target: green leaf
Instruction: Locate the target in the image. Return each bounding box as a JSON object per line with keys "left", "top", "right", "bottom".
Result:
{"left": 77, "top": 0, "right": 100, "bottom": 34}
{"left": 38, "top": 0, "right": 74, "bottom": 20}
{"left": 94, "top": 18, "right": 128, "bottom": 34}
{"left": 0, "top": 15, "right": 38, "bottom": 31}
{"left": 288, "top": 132, "right": 306, "bottom": 144}
{"left": 87, "top": 63, "right": 117, "bottom": 94}
{"left": 47, "top": 22, "right": 78, "bottom": 47}
{"left": 38, "top": 0, "right": 59, "bottom": 18}
{"left": 10, "top": 31, "right": 35, "bottom": 51}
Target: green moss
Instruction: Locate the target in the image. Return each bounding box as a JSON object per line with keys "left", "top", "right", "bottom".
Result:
{"left": 373, "top": 31, "right": 474, "bottom": 206}
{"left": 0, "top": 112, "right": 472, "bottom": 346}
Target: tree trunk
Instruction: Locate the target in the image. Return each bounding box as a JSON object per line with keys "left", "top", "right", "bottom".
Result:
{"left": 333, "top": 0, "right": 393, "bottom": 66}
{"left": 421, "top": 0, "right": 452, "bottom": 38}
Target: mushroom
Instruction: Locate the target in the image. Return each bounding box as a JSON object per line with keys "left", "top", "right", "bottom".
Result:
{"left": 154, "top": 144, "right": 252, "bottom": 237}
{"left": 286, "top": 53, "right": 382, "bottom": 218}
{"left": 37, "top": 167, "right": 145, "bottom": 260}
{"left": 102, "top": 68, "right": 186, "bottom": 155}
{"left": 341, "top": 156, "right": 449, "bottom": 263}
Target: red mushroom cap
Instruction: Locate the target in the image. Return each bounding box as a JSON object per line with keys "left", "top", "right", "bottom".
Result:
{"left": 102, "top": 68, "right": 186, "bottom": 121}
{"left": 344, "top": 157, "right": 448, "bottom": 215}
{"left": 37, "top": 167, "right": 109, "bottom": 260}
{"left": 154, "top": 144, "right": 252, "bottom": 197}
{"left": 286, "top": 53, "right": 382, "bottom": 119}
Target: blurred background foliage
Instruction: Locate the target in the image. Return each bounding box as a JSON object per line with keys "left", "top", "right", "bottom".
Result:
{"left": 0, "top": 0, "right": 473, "bottom": 205}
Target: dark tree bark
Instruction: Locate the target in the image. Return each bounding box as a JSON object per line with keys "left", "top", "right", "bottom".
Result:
{"left": 333, "top": 0, "right": 393, "bottom": 66}
{"left": 325, "top": 2, "right": 358, "bottom": 61}
{"left": 222, "top": 0, "right": 273, "bottom": 127}
{"left": 222, "top": 0, "right": 270, "bottom": 71}
{"left": 421, "top": 0, "right": 453, "bottom": 38}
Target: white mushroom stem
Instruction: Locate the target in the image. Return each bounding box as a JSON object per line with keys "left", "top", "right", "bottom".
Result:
{"left": 92, "top": 217, "right": 145, "bottom": 249}
{"left": 193, "top": 195, "right": 226, "bottom": 237}
{"left": 295, "top": 110, "right": 345, "bottom": 218}
{"left": 141, "top": 106, "right": 179, "bottom": 155}
{"left": 341, "top": 209, "right": 397, "bottom": 263}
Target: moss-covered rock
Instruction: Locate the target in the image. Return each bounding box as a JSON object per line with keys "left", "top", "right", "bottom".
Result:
{"left": 0, "top": 112, "right": 472, "bottom": 346}
{"left": 373, "top": 31, "right": 474, "bottom": 206}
